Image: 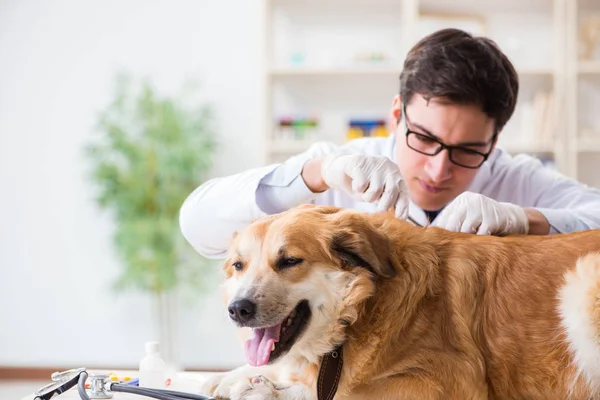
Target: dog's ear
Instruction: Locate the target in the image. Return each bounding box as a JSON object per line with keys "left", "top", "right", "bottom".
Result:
{"left": 329, "top": 213, "right": 396, "bottom": 278}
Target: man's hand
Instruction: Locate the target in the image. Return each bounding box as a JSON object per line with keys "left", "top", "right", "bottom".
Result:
{"left": 433, "top": 192, "right": 529, "bottom": 235}
{"left": 321, "top": 154, "right": 409, "bottom": 218}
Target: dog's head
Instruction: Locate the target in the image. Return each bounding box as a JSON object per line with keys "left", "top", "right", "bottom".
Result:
{"left": 222, "top": 204, "right": 397, "bottom": 366}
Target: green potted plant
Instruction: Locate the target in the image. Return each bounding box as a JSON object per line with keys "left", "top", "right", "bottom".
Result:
{"left": 86, "top": 72, "right": 218, "bottom": 367}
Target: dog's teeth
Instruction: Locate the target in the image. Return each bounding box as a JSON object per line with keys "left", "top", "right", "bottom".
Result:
{"left": 271, "top": 342, "right": 276, "bottom": 351}
{"left": 286, "top": 318, "right": 293, "bottom": 326}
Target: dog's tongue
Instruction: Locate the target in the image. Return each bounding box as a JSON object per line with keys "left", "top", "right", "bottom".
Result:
{"left": 244, "top": 324, "right": 281, "bottom": 366}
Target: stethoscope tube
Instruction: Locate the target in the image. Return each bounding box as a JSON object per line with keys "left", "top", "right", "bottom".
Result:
{"left": 112, "top": 384, "right": 214, "bottom": 400}
{"left": 77, "top": 371, "right": 215, "bottom": 400}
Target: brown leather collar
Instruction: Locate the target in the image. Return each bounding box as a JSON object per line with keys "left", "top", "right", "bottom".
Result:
{"left": 317, "top": 345, "right": 343, "bottom": 400}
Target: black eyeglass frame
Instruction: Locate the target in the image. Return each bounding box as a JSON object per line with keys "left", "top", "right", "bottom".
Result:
{"left": 401, "top": 102, "right": 498, "bottom": 169}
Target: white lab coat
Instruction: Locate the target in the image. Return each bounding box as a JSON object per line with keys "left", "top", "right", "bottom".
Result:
{"left": 180, "top": 135, "right": 600, "bottom": 259}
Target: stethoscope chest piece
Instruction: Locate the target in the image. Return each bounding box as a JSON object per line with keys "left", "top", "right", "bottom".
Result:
{"left": 87, "top": 373, "right": 113, "bottom": 399}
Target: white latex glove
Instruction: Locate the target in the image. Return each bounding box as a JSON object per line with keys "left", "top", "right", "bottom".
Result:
{"left": 321, "top": 154, "right": 409, "bottom": 218}
{"left": 433, "top": 192, "right": 529, "bottom": 235}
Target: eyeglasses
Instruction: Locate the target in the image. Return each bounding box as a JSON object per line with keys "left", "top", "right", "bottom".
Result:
{"left": 401, "top": 103, "right": 497, "bottom": 169}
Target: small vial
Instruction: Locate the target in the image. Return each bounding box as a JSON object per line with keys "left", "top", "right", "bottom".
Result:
{"left": 138, "top": 341, "right": 167, "bottom": 389}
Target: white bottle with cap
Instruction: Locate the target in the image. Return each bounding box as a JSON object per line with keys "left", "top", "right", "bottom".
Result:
{"left": 139, "top": 341, "right": 167, "bottom": 389}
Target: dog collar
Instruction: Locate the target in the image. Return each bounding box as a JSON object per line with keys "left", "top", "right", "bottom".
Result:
{"left": 317, "top": 345, "right": 343, "bottom": 400}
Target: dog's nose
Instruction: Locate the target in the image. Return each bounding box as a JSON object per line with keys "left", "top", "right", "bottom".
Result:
{"left": 228, "top": 299, "right": 256, "bottom": 324}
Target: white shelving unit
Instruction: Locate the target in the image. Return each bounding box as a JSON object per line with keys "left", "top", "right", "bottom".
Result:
{"left": 566, "top": 0, "right": 600, "bottom": 189}
{"left": 262, "top": 0, "right": 412, "bottom": 164}
{"left": 261, "top": 0, "right": 599, "bottom": 186}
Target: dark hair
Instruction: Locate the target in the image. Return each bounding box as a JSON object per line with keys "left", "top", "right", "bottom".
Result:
{"left": 399, "top": 28, "right": 519, "bottom": 132}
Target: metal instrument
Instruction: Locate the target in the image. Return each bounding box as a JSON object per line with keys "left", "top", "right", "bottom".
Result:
{"left": 34, "top": 368, "right": 215, "bottom": 400}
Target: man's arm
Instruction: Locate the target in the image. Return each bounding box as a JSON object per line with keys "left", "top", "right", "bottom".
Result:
{"left": 180, "top": 136, "right": 402, "bottom": 257}
{"left": 531, "top": 176, "right": 600, "bottom": 234}
{"left": 301, "top": 157, "right": 328, "bottom": 193}
{"left": 179, "top": 142, "right": 337, "bottom": 259}
{"left": 524, "top": 208, "right": 551, "bottom": 235}
{"left": 479, "top": 151, "right": 600, "bottom": 234}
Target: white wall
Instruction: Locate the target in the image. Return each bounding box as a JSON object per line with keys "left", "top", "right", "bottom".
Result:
{"left": 0, "top": 0, "right": 263, "bottom": 369}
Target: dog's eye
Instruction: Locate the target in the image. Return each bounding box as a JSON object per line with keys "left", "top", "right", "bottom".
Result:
{"left": 278, "top": 257, "right": 303, "bottom": 269}
{"left": 233, "top": 261, "right": 244, "bottom": 271}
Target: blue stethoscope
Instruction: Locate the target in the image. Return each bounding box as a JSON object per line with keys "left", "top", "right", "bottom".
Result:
{"left": 33, "top": 368, "right": 215, "bottom": 400}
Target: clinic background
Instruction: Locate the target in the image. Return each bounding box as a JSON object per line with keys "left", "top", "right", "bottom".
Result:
{"left": 0, "top": 0, "right": 262, "bottom": 371}
{"left": 2, "top": 0, "right": 600, "bottom": 374}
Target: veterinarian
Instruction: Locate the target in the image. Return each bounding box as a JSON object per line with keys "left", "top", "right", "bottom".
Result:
{"left": 180, "top": 28, "right": 600, "bottom": 259}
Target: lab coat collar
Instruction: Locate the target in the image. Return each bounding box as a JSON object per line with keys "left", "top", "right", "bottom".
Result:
{"left": 407, "top": 201, "right": 430, "bottom": 226}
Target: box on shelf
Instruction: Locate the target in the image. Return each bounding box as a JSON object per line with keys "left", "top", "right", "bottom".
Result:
{"left": 346, "top": 119, "right": 389, "bottom": 141}
{"left": 274, "top": 116, "right": 319, "bottom": 143}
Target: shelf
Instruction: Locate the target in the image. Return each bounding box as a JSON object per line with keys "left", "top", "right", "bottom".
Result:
{"left": 577, "top": 137, "right": 600, "bottom": 152}
{"left": 273, "top": 0, "right": 404, "bottom": 5}
{"left": 419, "top": 0, "right": 553, "bottom": 14}
{"left": 578, "top": 61, "right": 600, "bottom": 75}
{"left": 497, "top": 142, "right": 555, "bottom": 154}
{"left": 268, "top": 141, "right": 557, "bottom": 155}
{"left": 274, "top": 0, "right": 551, "bottom": 8}
{"left": 267, "top": 140, "right": 316, "bottom": 154}
{"left": 517, "top": 67, "right": 554, "bottom": 76}
{"left": 268, "top": 66, "right": 404, "bottom": 76}
{"left": 269, "top": 66, "right": 553, "bottom": 77}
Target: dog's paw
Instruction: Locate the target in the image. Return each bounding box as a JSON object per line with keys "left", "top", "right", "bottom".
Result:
{"left": 198, "top": 368, "right": 273, "bottom": 399}
{"left": 198, "top": 371, "right": 248, "bottom": 399}
{"left": 197, "top": 372, "right": 226, "bottom": 397}
{"left": 233, "top": 375, "right": 281, "bottom": 400}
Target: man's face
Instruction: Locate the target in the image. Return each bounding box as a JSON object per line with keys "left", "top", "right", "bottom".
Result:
{"left": 390, "top": 94, "right": 497, "bottom": 212}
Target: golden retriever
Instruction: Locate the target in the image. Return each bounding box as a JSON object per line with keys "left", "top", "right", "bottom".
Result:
{"left": 199, "top": 204, "right": 600, "bottom": 400}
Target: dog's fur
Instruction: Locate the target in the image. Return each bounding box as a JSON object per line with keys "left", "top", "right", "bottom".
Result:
{"left": 200, "top": 204, "right": 600, "bottom": 400}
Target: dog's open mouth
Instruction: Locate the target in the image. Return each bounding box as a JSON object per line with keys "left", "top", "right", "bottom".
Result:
{"left": 244, "top": 300, "right": 311, "bottom": 366}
